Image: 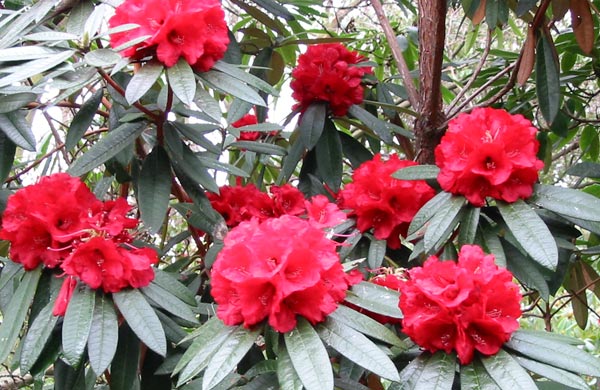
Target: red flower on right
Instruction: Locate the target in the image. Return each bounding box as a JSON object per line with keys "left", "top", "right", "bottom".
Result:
{"left": 399, "top": 245, "right": 522, "bottom": 365}
{"left": 435, "top": 107, "right": 544, "bottom": 207}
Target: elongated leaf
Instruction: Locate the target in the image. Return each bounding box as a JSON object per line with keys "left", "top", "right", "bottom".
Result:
{"left": 458, "top": 206, "right": 480, "bottom": 246}
{"left": 24, "top": 31, "right": 78, "bottom": 41}
{"left": 126, "top": 62, "right": 163, "bottom": 104}
{"left": 514, "top": 356, "right": 589, "bottom": 390}
{"left": 344, "top": 281, "right": 402, "bottom": 319}
{"left": 195, "top": 154, "right": 249, "bottom": 178}
{"left": 88, "top": 294, "right": 119, "bottom": 376}
{"left": 229, "top": 141, "right": 288, "bottom": 156}
{"left": 113, "top": 289, "right": 167, "bottom": 356}
{"left": 348, "top": 105, "right": 412, "bottom": 142}
{"left": 85, "top": 49, "right": 122, "bottom": 67}
{"left": 277, "top": 345, "right": 303, "bottom": 390}
{"left": 298, "top": 102, "right": 326, "bottom": 150}
{"left": 486, "top": 0, "right": 509, "bottom": 27}
{"left": 339, "top": 131, "right": 373, "bottom": 168}
{"left": 329, "top": 305, "right": 405, "bottom": 347}
{"left": 0, "top": 50, "right": 76, "bottom": 88}
{"left": 152, "top": 269, "right": 196, "bottom": 306}
{"left": 393, "top": 353, "right": 429, "bottom": 390}
{"left": 408, "top": 192, "right": 453, "bottom": 236}
{"left": 202, "top": 327, "right": 260, "bottom": 390}
{"left": 424, "top": 196, "right": 466, "bottom": 253}
{"left": 68, "top": 121, "right": 146, "bottom": 176}
{"left": 66, "top": 88, "right": 103, "bottom": 151}
{"left": 285, "top": 318, "right": 333, "bottom": 390}
{"left": 0, "top": 268, "right": 41, "bottom": 364}
{"left": 317, "top": 318, "right": 400, "bottom": 381}
{"left": 141, "top": 282, "right": 197, "bottom": 323}
{"left": 460, "top": 359, "right": 500, "bottom": 390}
{"left": 316, "top": 121, "right": 342, "bottom": 191}
{"left": 530, "top": 184, "right": 600, "bottom": 222}
{"left": 0, "top": 46, "right": 60, "bottom": 61}
{"left": 479, "top": 221, "right": 507, "bottom": 268}
{"left": 110, "top": 325, "right": 141, "bottom": 390}
{"left": 0, "top": 92, "right": 37, "bottom": 114}
{"left": 212, "top": 61, "right": 278, "bottom": 96}
{"left": 0, "top": 111, "right": 36, "bottom": 151}
{"left": 167, "top": 59, "right": 196, "bottom": 106}
{"left": 62, "top": 284, "right": 95, "bottom": 366}
{"left": 497, "top": 200, "right": 558, "bottom": 270}
{"left": 504, "top": 241, "right": 550, "bottom": 299}
{"left": 566, "top": 162, "right": 600, "bottom": 178}
{"left": 480, "top": 349, "right": 537, "bottom": 390}
{"left": 393, "top": 164, "right": 440, "bottom": 180}
{"left": 199, "top": 71, "right": 266, "bottom": 106}
{"left": 138, "top": 146, "right": 171, "bottom": 234}
{"left": 535, "top": 32, "right": 560, "bottom": 124}
{"left": 0, "top": 132, "right": 16, "bottom": 183}
{"left": 367, "top": 237, "right": 387, "bottom": 269}
{"left": 505, "top": 330, "right": 600, "bottom": 376}
{"left": 413, "top": 351, "right": 455, "bottom": 390}
{"left": 20, "top": 296, "right": 59, "bottom": 373}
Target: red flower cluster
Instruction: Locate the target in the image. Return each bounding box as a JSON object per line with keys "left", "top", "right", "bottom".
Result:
{"left": 435, "top": 107, "right": 544, "bottom": 207}
{"left": 231, "top": 114, "right": 279, "bottom": 142}
{"left": 208, "top": 183, "right": 346, "bottom": 229}
{"left": 0, "top": 174, "right": 158, "bottom": 316}
{"left": 290, "top": 43, "right": 373, "bottom": 116}
{"left": 108, "top": 0, "right": 229, "bottom": 70}
{"left": 399, "top": 245, "right": 522, "bottom": 365}
{"left": 210, "top": 215, "right": 362, "bottom": 332}
{"left": 338, "top": 154, "right": 435, "bottom": 249}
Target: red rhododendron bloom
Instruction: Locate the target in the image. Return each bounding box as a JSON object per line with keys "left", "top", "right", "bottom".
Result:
{"left": 399, "top": 245, "right": 522, "bottom": 364}
{"left": 290, "top": 43, "right": 373, "bottom": 116}
{"left": 0, "top": 173, "right": 101, "bottom": 269}
{"left": 435, "top": 107, "right": 544, "bottom": 207}
{"left": 305, "top": 194, "right": 347, "bottom": 229}
{"left": 232, "top": 114, "right": 260, "bottom": 141}
{"left": 108, "top": 0, "right": 229, "bottom": 69}
{"left": 338, "top": 154, "right": 435, "bottom": 249}
{"left": 210, "top": 215, "right": 360, "bottom": 332}
{"left": 208, "top": 184, "right": 274, "bottom": 227}
{"left": 53, "top": 276, "right": 78, "bottom": 316}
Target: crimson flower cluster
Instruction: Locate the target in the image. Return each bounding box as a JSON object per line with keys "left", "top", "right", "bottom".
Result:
{"left": 338, "top": 154, "right": 436, "bottom": 249}
{"left": 435, "top": 107, "right": 544, "bottom": 207}
{"left": 108, "top": 0, "right": 229, "bottom": 70}
{"left": 0, "top": 173, "right": 158, "bottom": 316}
{"left": 208, "top": 183, "right": 346, "bottom": 229}
{"left": 399, "top": 245, "right": 522, "bottom": 365}
{"left": 290, "top": 43, "right": 373, "bottom": 116}
{"left": 231, "top": 114, "right": 278, "bottom": 141}
{"left": 210, "top": 215, "right": 362, "bottom": 332}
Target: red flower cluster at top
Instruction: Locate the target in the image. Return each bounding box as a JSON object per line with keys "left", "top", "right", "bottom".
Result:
{"left": 210, "top": 215, "right": 362, "bottom": 332}
{"left": 399, "top": 245, "right": 522, "bottom": 365}
{"left": 290, "top": 43, "right": 373, "bottom": 116}
{"left": 208, "top": 183, "right": 347, "bottom": 230}
{"left": 231, "top": 114, "right": 278, "bottom": 142}
{"left": 108, "top": 0, "right": 229, "bottom": 70}
{"left": 435, "top": 107, "right": 544, "bottom": 207}
{"left": 338, "top": 154, "right": 435, "bottom": 249}
{"left": 0, "top": 173, "right": 158, "bottom": 316}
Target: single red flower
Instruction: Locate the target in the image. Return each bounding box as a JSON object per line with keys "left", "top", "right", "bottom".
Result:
{"left": 208, "top": 184, "right": 274, "bottom": 227}
{"left": 210, "top": 215, "right": 360, "bottom": 332}
{"left": 108, "top": 0, "right": 229, "bottom": 68}
{"left": 399, "top": 245, "right": 522, "bottom": 364}
{"left": 290, "top": 43, "right": 373, "bottom": 116}
{"left": 305, "top": 194, "right": 347, "bottom": 229}
{"left": 270, "top": 184, "right": 306, "bottom": 217}
{"left": 338, "top": 154, "right": 435, "bottom": 249}
{"left": 435, "top": 107, "right": 544, "bottom": 206}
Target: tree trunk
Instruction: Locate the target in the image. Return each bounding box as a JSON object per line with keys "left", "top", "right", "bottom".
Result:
{"left": 415, "top": 0, "right": 447, "bottom": 164}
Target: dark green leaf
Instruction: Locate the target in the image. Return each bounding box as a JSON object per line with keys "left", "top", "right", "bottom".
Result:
{"left": 339, "top": 131, "right": 373, "bottom": 169}
{"left": 497, "top": 200, "right": 558, "bottom": 270}
{"left": 68, "top": 121, "right": 146, "bottom": 176}
{"left": 227, "top": 98, "right": 253, "bottom": 124}
{"left": 317, "top": 318, "right": 400, "bottom": 381}
{"left": 110, "top": 325, "right": 141, "bottom": 390}
{"left": 514, "top": 356, "right": 589, "bottom": 390}
{"left": 152, "top": 269, "right": 196, "bottom": 306}
{"left": 0, "top": 131, "right": 16, "bottom": 183}
{"left": 284, "top": 317, "right": 333, "bottom": 390}
{"left": 394, "top": 353, "right": 429, "bottom": 390}
{"left": 0, "top": 111, "right": 36, "bottom": 151}
{"left": 505, "top": 241, "right": 550, "bottom": 300}
{"left": 84, "top": 49, "right": 122, "bottom": 67}
{"left": 298, "top": 102, "right": 327, "bottom": 150}
{"left": 141, "top": 282, "right": 198, "bottom": 324}
{"left": 125, "top": 62, "right": 163, "bottom": 104}
{"left": 0, "top": 92, "right": 37, "bottom": 113}
{"left": 367, "top": 237, "right": 387, "bottom": 269}
{"left": 113, "top": 289, "right": 167, "bottom": 356}
{"left": 535, "top": 33, "right": 560, "bottom": 124}
{"left": 0, "top": 50, "right": 76, "bottom": 88}
{"left": 315, "top": 122, "right": 342, "bottom": 191}
{"left": 348, "top": 105, "right": 412, "bottom": 142}
{"left": 228, "top": 141, "right": 288, "bottom": 156}
{"left": 66, "top": 89, "right": 103, "bottom": 151}
{"left": 460, "top": 359, "right": 500, "bottom": 390}
{"left": 0, "top": 268, "right": 41, "bottom": 364}
{"left": 88, "top": 293, "right": 119, "bottom": 376}
{"left": 458, "top": 206, "right": 480, "bottom": 246}
{"left": 408, "top": 192, "right": 453, "bottom": 236}
{"left": 202, "top": 326, "right": 260, "bottom": 390}
{"left": 412, "top": 351, "right": 455, "bottom": 390}
{"left": 393, "top": 164, "right": 440, "bottom": 180}
{"left": 486, "top": 0, "right": 509, "bottom": 27}
{"left": 167, "top": 59, "right": 196, "bottom": 106}
{"left": 0, "top": 47, "right": 60, "bottom": 62}
{"left": 138, "top": 146, "right": 171, "bottom": 234}
{"left": 212, "top": 61, "right": 279, "bottom": 96}
{"left": 424, "top": 195, "right": 466, "bottom": 253}
{"left": 530, "top": 184, "right": 600, "bottom": 222}
{"left": 479, "top": 221, "right": 507, "bottom": 268}
{"left": 566, "top": 162, "right": 600, "bottom": 178}
{"left": 62, "top": 284, "right": 95, "bottom": 366}
{"left": 250, "top": 0, "right": 295, "bottom": 20}
{"left": 344, "top": 282, "right": 402, "bottom": 319}
{"left": 481, "top": 349, "right": 538, "bottom": 390}
{"left": 19, "top": 296, "right": 59, "bottom": 373}
{"left": 277, "top": 345, "right": 303, "bottom": 390}
{"left": 329, "top": 305, "right": 405, "bottom": 347}
{"left": 199, "top": 71, "right": 266, "bottom": 106}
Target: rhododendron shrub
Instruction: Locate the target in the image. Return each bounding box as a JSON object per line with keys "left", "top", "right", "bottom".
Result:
{"left": 210, "top": 215, "right": 361, "bottom": 332}
{"left": 0, "top": 173, "right": 158, "bottom": 316}
{"left": 338, "top": 154, "right": 435, "bottom": 248}
{"left": 399, "top": 245, "right": 522, "bottom": 364}
{"left": 108, "top": 0, "right": 229, "bottom": 69}
{"left": 434, "top": 107, "right": 544, "bottom": 206}
{"left": 290, "top": 43, "right": 373, "bottom": 116}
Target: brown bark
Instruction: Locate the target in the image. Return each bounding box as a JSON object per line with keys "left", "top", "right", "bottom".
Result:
{"left": 414, "top": 0, "right": 448, "bottom": 164}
